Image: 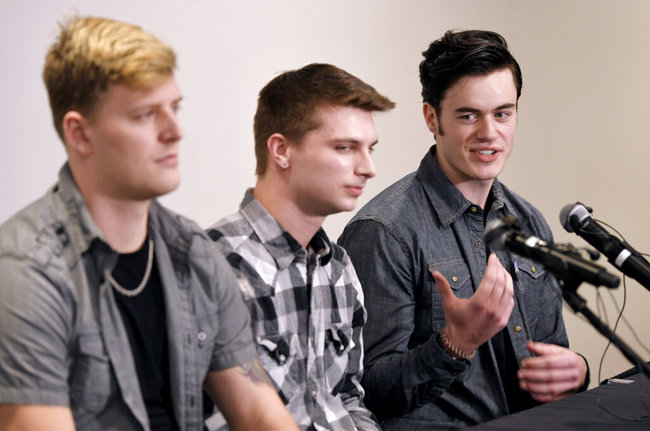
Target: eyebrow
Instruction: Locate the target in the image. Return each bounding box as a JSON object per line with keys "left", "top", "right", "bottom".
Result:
{"left": 330, "top": 138, "right": 379, "bottom": 146}
{"left": 454, "top": 103, "right": 517, "bottom": 113}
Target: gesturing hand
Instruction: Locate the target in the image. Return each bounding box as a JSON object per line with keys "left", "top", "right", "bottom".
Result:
{"left": 432, "top": 253, "right": 514, "bottom": 355}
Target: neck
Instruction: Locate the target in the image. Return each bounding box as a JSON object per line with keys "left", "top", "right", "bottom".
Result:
{"left": 68, "top": 160, "right": 151, "bottom": 253}
{"left": 77, "top": 186, "right": 151, "bottom": 253}
{"left": 454, "top": 179, "right": 494, "bottom": 210}
{"left": 253, "top": 177, "right": 324, "bottom": 249}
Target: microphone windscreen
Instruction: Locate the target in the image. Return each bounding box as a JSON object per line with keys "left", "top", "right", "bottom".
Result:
{"left": 559, "top": 203, "right": 577, "bottom": 232}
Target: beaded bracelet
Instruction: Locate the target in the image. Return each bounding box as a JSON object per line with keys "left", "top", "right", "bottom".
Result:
{"left": 439, "top": 327, "right": 475, "bottom": 360}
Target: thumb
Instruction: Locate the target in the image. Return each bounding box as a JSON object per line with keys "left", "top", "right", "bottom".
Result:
{"left": 432, "top": 271, "right": 455, "bottom": 308}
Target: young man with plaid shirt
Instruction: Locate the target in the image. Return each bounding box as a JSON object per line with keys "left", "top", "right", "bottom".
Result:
{"left": 207, "top": 63, "right": 394, "bottom": 430}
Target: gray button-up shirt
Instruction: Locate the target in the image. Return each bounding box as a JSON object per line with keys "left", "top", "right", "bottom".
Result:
{"left": 339, "top": 146, "right": 573, "bottom": 429}
{"left": 0, "top": 164, "right": 256, "bottom": 430}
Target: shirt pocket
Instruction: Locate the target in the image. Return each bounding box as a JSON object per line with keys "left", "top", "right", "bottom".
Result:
{"left": 428, "top": 260, "right": 472, "bottom": 330}
{"left": 512, "top": 257, "right": 551, "bottom": 335}
{"left": 324, "top": 323, "right": 354, "bottom": 395}
{"left": 257, "top": 332, "right": 299, "bottom": 402}
{"left": 69, "top": 332, "right": 114, "bottom": 414}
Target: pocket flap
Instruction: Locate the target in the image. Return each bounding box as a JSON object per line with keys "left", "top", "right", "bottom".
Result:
{"left": 428, "top": 260, "right": 471, "bottom": 291}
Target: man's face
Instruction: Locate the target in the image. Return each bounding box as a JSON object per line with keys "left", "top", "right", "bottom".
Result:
{"left": 287, "top": 105, "right": 378, "bottom": 217}
{"left": 83, "top": 76, "right": 183, "bottom": 201}
{"left": 425, "top": 68, "right": 518, "bottom": 191}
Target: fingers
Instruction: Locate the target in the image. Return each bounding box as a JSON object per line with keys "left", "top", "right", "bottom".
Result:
{"left": 518, "top": 342, "right": 588, "bottom": 402}
{"left": 521, "top": 342, "right": 582, "bottom": 369}
{"left": 432, "top": 270, "right": 454, "bottom": 308}
{"left": 477, "top": 254, "right": 514, "bottom": 322}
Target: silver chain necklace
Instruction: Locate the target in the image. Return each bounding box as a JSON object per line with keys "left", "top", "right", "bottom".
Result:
{"left": 106, "top": 239, "right": 154, "bottom": 297}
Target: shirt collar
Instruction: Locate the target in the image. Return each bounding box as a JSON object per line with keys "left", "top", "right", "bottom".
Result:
{"left": 239, "top": 189, "right": 333, "bottom": 270}
{"left": 57, "top": 163, "right": 106, "bottom": 254}
{"left": 416, "top": 145, "right": 509, "bottom": 226}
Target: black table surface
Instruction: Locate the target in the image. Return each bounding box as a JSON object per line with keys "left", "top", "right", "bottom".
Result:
{"left": 469, "top": 371, "right": 650, "bottom": 430}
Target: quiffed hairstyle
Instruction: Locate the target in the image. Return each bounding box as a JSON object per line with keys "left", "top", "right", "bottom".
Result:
{"left": 43, "top": 16, "right": 177, "bottom": 141}
{"left": 253, "top": 63, "right": 395, "bottom": 176}
{"left": 419, "top": 29, "right": 522, "bottom": 114}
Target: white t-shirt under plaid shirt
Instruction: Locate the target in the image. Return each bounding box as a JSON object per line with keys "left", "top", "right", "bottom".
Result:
{"left": 207, "top": 189, "right": 380, "bottom": 431}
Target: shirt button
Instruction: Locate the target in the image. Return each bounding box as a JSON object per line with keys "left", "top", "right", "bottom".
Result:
{"left": 470, "top": 206, "right": 478, "bottom": 213}
{"left": 451, "top": 276, "right": 458, "bottom": 282}
{"left": 531, "top": 266, "right": 537, "bottom": 273}
{"left": 514, "top": 325, "right": 522, "bottom": 332}
{"left": 278, "top": 353, "right": 286, "bottom": 363}
{"left": 475, "top": 241, "right": 482, "bottom": 248}
{"left": 311, "top": 390, "right": 317, "bottom": 397}
{"left": 197, "top": 331, "right": 207, "bottom": 342}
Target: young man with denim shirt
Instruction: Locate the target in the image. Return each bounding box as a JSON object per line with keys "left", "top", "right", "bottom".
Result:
{"left": 0, "top": 16, "right": 297, "bottom": 431}
{"left": 207, "top": 63, "right": 394, "bottom": 430}
{"left": 339, "top": 30, "right": 589, "bottom": 430}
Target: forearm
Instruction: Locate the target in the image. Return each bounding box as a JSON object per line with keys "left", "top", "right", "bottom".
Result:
{"left": 204, "top": 363, "right": 298, "bottom": 430}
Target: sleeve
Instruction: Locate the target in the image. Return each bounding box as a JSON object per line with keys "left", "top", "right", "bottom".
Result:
{"left": 337, "top": 259, "right": 381, "bottom": 430}
{"left": 0, "top": 255, "right": 74, "bottom": 406}
{"left": 208, "top": 243, "right": 257, "bottom": 371}
{"left": 338, "top": 219, "right": 466, "bottom": 421}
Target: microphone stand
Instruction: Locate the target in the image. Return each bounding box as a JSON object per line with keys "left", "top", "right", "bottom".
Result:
{"left": 559, "top": 276, "right": 650, "bottom": 379}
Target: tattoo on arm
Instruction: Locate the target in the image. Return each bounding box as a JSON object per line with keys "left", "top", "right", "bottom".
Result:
{"left": 240, "top": 358, "right": 273, "bottom": 387}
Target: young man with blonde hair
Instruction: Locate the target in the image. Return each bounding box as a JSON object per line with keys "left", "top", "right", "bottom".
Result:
{"left": 207, "top": 63, "right": 394, "bottom": 430}
{"left": 0, "top": 16, "right": 297, "bottom": 431}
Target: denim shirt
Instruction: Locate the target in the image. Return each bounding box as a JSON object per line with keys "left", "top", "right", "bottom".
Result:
{"left": 339, "top": 146, "right": 570, "bottom": 429}
{"left": 0, "top": 164, "right": 256, "bottom": 431}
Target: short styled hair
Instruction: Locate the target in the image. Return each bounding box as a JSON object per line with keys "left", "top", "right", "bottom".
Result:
{"left": 43, "top": 16, "right": 177, "bottom": 141}
{"left": 253, "top": 63, "right": 395, "bottom": 176}
{"left": 419, "top": 29, "right": 523, "bottom": 114}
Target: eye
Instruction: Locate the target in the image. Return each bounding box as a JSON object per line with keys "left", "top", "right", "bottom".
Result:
{"left": 134, "top": 110, "right": 154, "bottom": 120}
{"left": 495, "top": 111, "right": 512, "bottom": 120}
{"left": 336, "top": 145, "right": 351, "bottom": 152}
{"left": 459, "top": 113, "right": 477, "bottom": 121}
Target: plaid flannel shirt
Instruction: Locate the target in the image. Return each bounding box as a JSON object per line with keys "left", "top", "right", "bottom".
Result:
{"left": 207, "top": 190, "right": 380, "bottom": 431}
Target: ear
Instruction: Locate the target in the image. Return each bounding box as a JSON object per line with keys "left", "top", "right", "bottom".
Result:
{"left": 423, "top": 102, "right": 439, "bottom": 136}
{"left": 62, "top": 111, "right": 93, "bottom": 157}
{"left": 266, "top": 133, "right": 292, "bottom": 169}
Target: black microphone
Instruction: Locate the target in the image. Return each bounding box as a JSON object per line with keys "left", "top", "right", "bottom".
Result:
{"left": 560, "top": 202, "right": 650, "bottom": 290}
{"left": 485, "top": 216, "right": 620, "bottom": 288}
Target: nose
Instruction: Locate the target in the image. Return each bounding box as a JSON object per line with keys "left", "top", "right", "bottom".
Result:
{"left": 476, "top": 117, "right": 497, "bottom": 141}
{"left": 356, "top": 148, "right": 376, "bottom": 179}
{"left": 160, "top": 108, "right": 183, "bottom": 143}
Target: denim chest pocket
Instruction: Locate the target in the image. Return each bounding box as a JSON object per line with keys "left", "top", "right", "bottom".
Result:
{"left": 257, "top": 332, "right": 299, "bottom": 402}
{"left": 512, "top": 257, "right": 551, "bottom": 334}
{"left": 69, "top": 332, "right": 115, "bottom": 414}
{"left": 513, "top": 258, "right": 545, "bottom": 281}
{"left": 324, "top": 323, "right": 354, "bottom": 396}
{"left": 428, "top": 260, "right": 472, "bottom": 330}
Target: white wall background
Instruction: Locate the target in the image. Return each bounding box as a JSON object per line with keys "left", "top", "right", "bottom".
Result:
{"left": 1, "top": 0, "right": 648, "bottom": 387}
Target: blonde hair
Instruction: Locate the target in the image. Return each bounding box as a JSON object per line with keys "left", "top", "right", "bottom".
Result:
{"left": 43, "top": 16, "right": 177, "bottom": 140}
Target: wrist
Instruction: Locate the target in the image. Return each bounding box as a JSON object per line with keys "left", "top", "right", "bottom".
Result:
{"left": 439, "top": 327, "right": 475, "bottom": 361}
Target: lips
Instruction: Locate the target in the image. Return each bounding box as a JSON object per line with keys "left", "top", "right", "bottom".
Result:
{"left": 471, "top": 147, "right": 500, "bottom": 162}
{"left": 345, "top": 185, "right": 365, "bottom": 196}
{"left": 156, "top": 153, "right": 178, "bottom": 166}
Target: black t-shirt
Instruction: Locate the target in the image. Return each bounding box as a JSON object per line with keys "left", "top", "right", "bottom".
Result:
{"left": 112, "top": 240, "right": 178, "bottom": 430}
